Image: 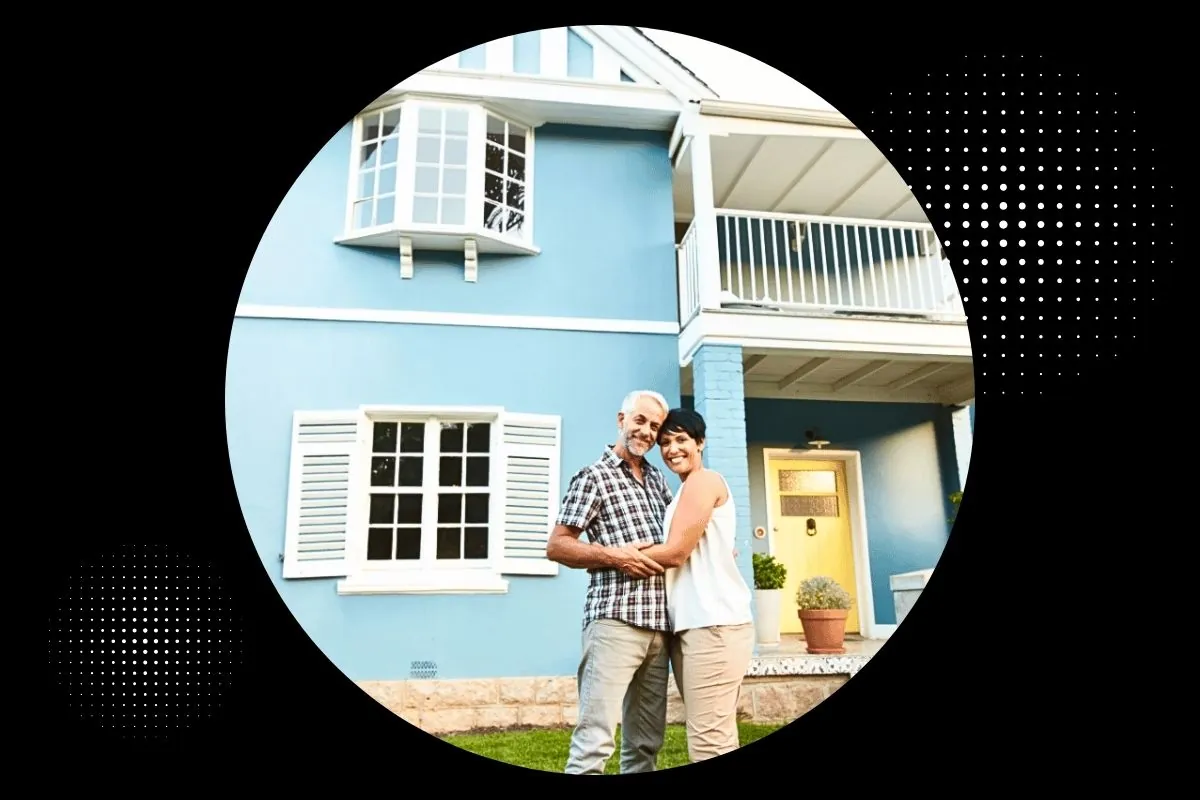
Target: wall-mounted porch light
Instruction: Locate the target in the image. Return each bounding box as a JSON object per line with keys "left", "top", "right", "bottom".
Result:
{"left": 804, "top": 429, "right": 831, "bottom": 449}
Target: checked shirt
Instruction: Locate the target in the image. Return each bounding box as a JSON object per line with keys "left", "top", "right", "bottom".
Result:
{"left": 556, "top": 446, "right": 674, "bottom": 633}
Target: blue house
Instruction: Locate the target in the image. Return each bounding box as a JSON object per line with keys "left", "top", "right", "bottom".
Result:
{"left": 225, "top": 25, "right": 974, "bottom": 735}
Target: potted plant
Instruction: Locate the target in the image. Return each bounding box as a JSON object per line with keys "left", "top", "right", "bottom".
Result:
{"left": 752, "top": 553, "right": 787, "bottom": 646}
{"left": 795, "top": 576, "right": 853, "bottom": 654}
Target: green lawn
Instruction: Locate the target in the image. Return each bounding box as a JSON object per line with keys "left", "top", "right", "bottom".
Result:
{"left": 442, "top": 722, "right": 783, "bottom": 772}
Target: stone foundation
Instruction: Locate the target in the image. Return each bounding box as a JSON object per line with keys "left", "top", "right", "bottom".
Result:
{"left": 359, "top": 673, "right": 850, "bottom": 736}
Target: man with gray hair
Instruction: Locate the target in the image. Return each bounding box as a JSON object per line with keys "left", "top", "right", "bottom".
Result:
{"left": 546, "top": 389, "right": 675, "bottom": 774}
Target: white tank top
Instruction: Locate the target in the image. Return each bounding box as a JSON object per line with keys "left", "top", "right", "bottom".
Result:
{"left": 663, "top": 471, "right": 754, "bottom": 633}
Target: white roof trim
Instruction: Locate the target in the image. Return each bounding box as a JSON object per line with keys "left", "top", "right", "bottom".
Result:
{"left": 585, "top": 26, "right": 719, "bottom": 103}
{"left": 698, "top": 98, "right": 856, "bottom": 128}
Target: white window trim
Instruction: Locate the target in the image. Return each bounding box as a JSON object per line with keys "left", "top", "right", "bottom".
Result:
{"left": 280, "top": 406, "right": 561, "bottom": 595}
{"left": 336, "top": 97, "right": 540, "bottom": 280}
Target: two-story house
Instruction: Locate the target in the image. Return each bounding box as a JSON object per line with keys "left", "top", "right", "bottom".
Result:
{"left": 225, "top": 25, "right": 974, "bottom": 735}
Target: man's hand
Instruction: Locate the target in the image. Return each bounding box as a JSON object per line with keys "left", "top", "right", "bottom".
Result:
{"left": 612, "top": 542, "right": 665, "bottom": 578}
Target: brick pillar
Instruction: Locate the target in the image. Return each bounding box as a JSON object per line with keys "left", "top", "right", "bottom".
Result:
{"left": 691, "top": 344, "right": 755, "bottom": 628}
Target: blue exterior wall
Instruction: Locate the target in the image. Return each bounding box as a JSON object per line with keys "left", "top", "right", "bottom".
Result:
{"left": 227, "top": 117, "right": 682, "bottom": 681}
{"left": 237, "top": 122, "right": 678, "bottom": 323}
{"left": 227, "top": 321, "right": 681, "bottom": 681}
{"left": 682, "top": 396, "right": 957, "bottom": 626}
{"left": 457, "top": 28, "right": 631, "bottom": 84}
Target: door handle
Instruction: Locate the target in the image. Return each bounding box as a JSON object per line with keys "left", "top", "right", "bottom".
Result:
{"left": 806, "top": 518, "right": 817, "bottom": 536}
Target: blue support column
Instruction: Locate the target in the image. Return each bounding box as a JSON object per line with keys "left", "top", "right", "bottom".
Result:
{"left": 691, "top": 344, "right": 756, "bottom": 650}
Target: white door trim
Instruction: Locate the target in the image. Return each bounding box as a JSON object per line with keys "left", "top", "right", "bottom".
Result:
{"left": 761, "top": 448, "right": 884, "bottom": 640}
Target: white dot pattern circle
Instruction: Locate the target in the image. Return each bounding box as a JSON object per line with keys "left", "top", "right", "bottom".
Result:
{"left": 48, "top": 544, "right": 244, "bottom": 739}
{"left": 862, "top": 54, "right": 1173, "bottom": 397}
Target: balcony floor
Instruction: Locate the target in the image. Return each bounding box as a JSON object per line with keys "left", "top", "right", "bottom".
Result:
{"left": 680, "top": 334, "right": 974, "bottom": 405}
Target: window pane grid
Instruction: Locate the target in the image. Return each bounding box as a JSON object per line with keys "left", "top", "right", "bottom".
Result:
{"left": 365, "top": 419, "right": 492, "bottom": 565}
{"left": 412, "top": 107, "right": 469, "bottom": 226}
{"left": 483, "top": 114, "right": 527, "bottom": 236}
{"left": 353, "top": 108, "right": 401, "bottom": 229}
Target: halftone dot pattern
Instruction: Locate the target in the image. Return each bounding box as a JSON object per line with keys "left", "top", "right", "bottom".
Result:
{"left": 862, "top": 53, "right": 1173, "bottom": 397}
{"left": 48, "top": 543, "right": 244, "bottom": 740}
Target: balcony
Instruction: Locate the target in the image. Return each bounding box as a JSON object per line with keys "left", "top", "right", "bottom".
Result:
{"left": 670, "top": 104, "right": 973, "bottom": 404}
{"left": 675, "top": 211, "right": 972, "bottom": 403}
{"left": 677, "top": 210, "right": 964, "bottom": 326}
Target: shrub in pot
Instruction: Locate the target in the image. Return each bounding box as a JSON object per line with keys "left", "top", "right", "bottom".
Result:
{"left": 795, "top": 575, "right": 853, "bottom": 654}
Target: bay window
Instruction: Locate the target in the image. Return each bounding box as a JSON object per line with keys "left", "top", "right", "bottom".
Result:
{"left": 337, "top": 98, "right": 538, "bottom": 263}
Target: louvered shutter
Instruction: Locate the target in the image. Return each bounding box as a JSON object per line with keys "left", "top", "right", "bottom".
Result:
{"left": 498, "top": 412, "right": 561, "bottom": 576}
{"left": 281, "top": 410, "right": 359, "bottom": 578}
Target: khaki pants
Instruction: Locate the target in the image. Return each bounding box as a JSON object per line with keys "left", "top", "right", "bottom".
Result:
{"left": 565, "top": 619, "right": 671, "bottom": 775}
{"left": 669, "top": 622, "right": 755, "bottom": 763}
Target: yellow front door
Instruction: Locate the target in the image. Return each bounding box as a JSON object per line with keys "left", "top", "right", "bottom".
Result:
{"left": 768, "top": 458, "right": 860, "bottom": 635}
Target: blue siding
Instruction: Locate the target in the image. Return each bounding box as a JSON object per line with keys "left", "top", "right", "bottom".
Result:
{"left": 239, "top": 123, "right": 676, "bottom": 323}
{"left": 513, "top": 31, "right": 541, "bottom": 74}
{"left": 227, "top": 319, "right": 682, "bottom": 681}
{"left": 458, "top": 44, "right": 486, "bottom": 69}
{"left": 230, "top": 106, "right": 683, "bottom": 682}
{"left": 567, "top": 29, "right": 594, "bottom": 78}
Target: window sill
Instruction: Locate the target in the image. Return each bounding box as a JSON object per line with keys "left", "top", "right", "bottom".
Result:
{"left": 335, "top": 224, "right": 540, "bottom": 257}
{"left": 336, "top": 570, "right": 510, "bottom": 596}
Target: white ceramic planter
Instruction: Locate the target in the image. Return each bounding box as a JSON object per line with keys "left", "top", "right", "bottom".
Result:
{"left": 753, "top": 589, "right": 782, "bottom": 645}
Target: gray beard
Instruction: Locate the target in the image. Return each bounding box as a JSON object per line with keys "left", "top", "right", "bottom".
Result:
{"left": 622, "top": 429, "right": 649, "bottom": 455}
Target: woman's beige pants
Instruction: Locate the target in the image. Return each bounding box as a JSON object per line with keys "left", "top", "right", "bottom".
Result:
{"left": 669, "top": 622, "right": 756, "bottom": 762}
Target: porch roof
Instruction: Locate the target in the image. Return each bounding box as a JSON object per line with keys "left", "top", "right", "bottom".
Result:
{"left": 682, "top": 348, "right": 974, "bottom": 405}
{"left": 673, "top": 107, "right": 928, "bottom": 226}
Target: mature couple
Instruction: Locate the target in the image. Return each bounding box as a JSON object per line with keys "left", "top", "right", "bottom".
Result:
{"left": 545, "top": 389, "right": 755, "bottom": 774}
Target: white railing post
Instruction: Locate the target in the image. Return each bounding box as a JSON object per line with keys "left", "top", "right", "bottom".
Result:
{"left": 688, "top": 131, "right": 722, "bottom": 312}
{"left": 675, "top": 241, "right": 689, "bottom": 323}
{"left": 935, "top": 236, "right": 964, "bottom": 316}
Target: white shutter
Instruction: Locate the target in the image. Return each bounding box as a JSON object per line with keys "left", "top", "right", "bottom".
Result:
{"left": 282, "top": 410, "right": 359, "bottom": 579}
{"left": 498, "top": 412, "right": 561, "bottom": 576}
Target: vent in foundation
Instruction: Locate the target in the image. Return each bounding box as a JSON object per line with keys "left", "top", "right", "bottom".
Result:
{"left": 410, "top": 660, "right": 438, "bottom": 679}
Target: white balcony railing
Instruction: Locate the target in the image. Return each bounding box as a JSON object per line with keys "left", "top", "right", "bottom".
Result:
{"left": 677, "top": 210, "right": 965, "bottom": 326}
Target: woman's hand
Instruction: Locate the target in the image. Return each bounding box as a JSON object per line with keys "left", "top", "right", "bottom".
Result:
{"left": 611, "top": 542, "right": 664, "bottom": 578}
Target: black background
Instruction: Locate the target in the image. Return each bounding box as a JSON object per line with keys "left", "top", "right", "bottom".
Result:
{"left": 36, "top": 16, "right": 1178, "bottom": 784}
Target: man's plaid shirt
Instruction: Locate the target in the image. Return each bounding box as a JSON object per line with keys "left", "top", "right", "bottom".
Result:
{"left": 556, "top": 446, "right": 674, "bottom": 633}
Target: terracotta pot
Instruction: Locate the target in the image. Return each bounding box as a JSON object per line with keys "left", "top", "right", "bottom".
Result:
{"left": 798, "top": 609, "right": 848, "bottom": 654}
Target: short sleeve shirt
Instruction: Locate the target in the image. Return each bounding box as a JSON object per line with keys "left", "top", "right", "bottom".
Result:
{"left": 555, "top": 447, "right": 675, "bottom": 632}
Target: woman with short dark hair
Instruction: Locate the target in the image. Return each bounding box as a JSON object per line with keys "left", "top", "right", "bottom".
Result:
{"left": 637, "top": 407, "right": 755, "bottom": 763}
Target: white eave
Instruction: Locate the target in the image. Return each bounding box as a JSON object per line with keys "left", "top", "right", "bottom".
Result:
{"left": 357, "top": 26, "right": 719, "bottom": 134}
{"left": 698, "top": 98, "right": 856, "bottom": 128}
{"left": 678, "top": 97, "right": 867, "bottom": 142}
{"left": 367, "top": 72, "right": 685, "bottom": 132}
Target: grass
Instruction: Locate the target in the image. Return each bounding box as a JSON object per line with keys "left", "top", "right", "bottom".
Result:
{"left": 441, "top": 721, "right": 784, "bottom": 772}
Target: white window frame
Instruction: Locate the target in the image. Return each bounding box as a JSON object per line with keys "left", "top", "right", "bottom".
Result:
{"left": 280, "top": 405, "right": 561, "bottom": 595}
{"left": 336, "top": 97, "right": 540, "bottom": 264}
{"left": 343, "top": 405, "right": 506, "bottom": 594}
